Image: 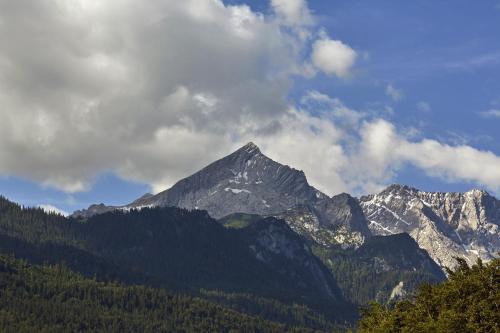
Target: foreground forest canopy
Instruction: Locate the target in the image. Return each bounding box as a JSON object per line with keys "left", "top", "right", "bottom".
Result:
{"left": 358, "top": 258, "right": 500, "bottom": 333}
{"left": 0, "top": 255, "right": 323, "bottom": 333}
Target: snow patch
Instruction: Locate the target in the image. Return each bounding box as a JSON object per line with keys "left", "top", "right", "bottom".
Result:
{"left": 369, "top": 202, "right": 412, "bottom": 226}
{"left": 369, "top": 220, "right": 395, "bottom": 234}
{"left": 224, "top": 188, "right": 251, "bottom": 194}
{"left": 121, "top": 204, "right": 154, "bottom": 212}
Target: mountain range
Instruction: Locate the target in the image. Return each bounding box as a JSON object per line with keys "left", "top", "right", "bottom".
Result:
{"left": 5, "top": 141, "right": 491, "bottom": 328}
{"left": 0, "top": 193, "right": 444, "bottom": 326}
{"left": 74, "top": 142, "right": 500, "bottom": 272}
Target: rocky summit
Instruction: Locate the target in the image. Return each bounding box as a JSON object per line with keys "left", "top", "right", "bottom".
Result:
{"left": 74, "top": 142, "right": 372, "bottom": 248}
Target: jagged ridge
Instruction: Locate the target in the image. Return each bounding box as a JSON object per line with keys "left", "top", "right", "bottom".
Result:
{"left": 360, "top": 184, "right": 500, "bottom": 269}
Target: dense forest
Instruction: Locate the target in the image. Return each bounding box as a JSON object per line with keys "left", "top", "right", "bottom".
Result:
{"left": 0, "top": 250, "right": 496, "bottom": 332}
{"left": 358, "top": 258, "right": 500, "bottom": 332}
{"left": 0, "top": 254, "right": 325, "bottom": 333}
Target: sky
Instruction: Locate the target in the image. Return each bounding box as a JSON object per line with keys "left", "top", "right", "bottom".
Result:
{"left": 0, "top": 0, "right": 499, "bottom": 215}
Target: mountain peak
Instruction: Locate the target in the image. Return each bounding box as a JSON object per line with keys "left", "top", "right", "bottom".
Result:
{"left": 380, "top": 184, "right": 419, "bottom": 196}
{"left": 465, "top": 188, "right": 489, "bottom": 197}
{"left": 238, "top": 142, "right": 261, "bottom": 155}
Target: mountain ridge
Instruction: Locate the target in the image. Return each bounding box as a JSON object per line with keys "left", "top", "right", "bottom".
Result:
{"left": 74, "top": 142, "right": 372, "bottom": 248}
{"left": 360, "top": 184, "right": 500, "bottom": 269}
{"left": 73, "top": 143, "right": 500, "bottom": 270}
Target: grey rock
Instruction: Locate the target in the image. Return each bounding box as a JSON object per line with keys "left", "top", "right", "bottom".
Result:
{"left": 73, "top": 142, "right": 371, "bottom": 247}
{"left": 360, "top": 184, "right": 500, "bottom": 270}
{"left": 275, "top": 193, "right": 371, "bottom": 248}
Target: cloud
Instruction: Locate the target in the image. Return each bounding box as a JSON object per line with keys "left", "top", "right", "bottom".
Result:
{"left": 38, "top": 204, "right": 69, "bottom": 217}
{"left": 479, "top": 109, "right": 500, "bottom": 118}
{"left": 386, "top": 84, "right": 403, "bottom": 102}
{"left": 258, "top": 101, "right": 500, "bottom": 196}
{"left": 0, "top": 0, "right": 302, "bottom": 192}
{"left": 271, "top": 0, "right": 313, "bottom": 29}
{"left": 349, "top": 120, "right": 500, "bottom": 194}
{"left": 0, "top": 0, "right": 362, "bottom": 195}
{"left": 417, "top": 101, "right": 431, "bottom": 112}
{"left": 311, "top": 37, "right": 357, "bottom": 78}
{"left": 256, "top": 108, "right": 350, "bottom": 195}
{"left": 0, "top": 0, "right": 498, "bottom": 199}
{"left": 253, "top": 96, "right": 500, "bottom": 196}
{"left": 300, "top": 90, "right": 364, "bottom": 128}
{"left": 445, "top": 51, "right": 500, "bottom": 71}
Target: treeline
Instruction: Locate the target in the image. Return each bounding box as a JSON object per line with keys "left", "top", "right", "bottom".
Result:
{"left": 358, "top": 258, "right": 500, "bottom": 332}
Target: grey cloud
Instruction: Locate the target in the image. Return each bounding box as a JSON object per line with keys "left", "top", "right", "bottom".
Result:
{"left": 0, "top": 0, "right": 300, "bottom": 192}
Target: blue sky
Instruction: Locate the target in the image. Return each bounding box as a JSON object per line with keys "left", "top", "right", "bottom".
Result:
{"left": 0, "top": 0, "right": 499, "bottom": 214}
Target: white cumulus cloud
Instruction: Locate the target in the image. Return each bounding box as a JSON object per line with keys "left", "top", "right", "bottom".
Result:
{"left": 348, "top": 120, "right": 500, "bottom": 194}
{"left": 311, "top": 37, "right": 358, "bottom": 78}
{"left": 271, "top": 0, "right": 313, "bottom": 27}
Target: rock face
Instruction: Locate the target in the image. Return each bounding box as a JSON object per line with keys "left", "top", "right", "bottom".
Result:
{"left": 355, "top": 233, "right": 445, "bottom": 278}
{"left": 241, "top": 217, "right": 344, "bottom": 299}
{"left": 73, "top": 142, "right": 371, "bottom": 248}
{"left": 136, "top": 142, "right": 323, "bottom": 218}
{"left": 360, "top": 184, "right": 500, "bottom": 269}
{"left": 275, "top": 194, "right": 370, "bottom": 248}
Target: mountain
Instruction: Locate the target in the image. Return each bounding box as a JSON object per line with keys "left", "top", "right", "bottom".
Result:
{"left": 276, "top": 194, "right": 372, "bottom": 248}
{"left": 359, "top": 184, "right": 500, "bottom": 270}
{"left": 74, "top": 143, "right": 321, "bottom": 218}
{"left": 218, "top": 211, "right": 445, "bottom": 305}
{"left": 238, "top": 217, "right": 344, "bottom": 300}
{"left": 74, "top": 143, "right": 500, "bottom": 271}
{"left": 0, "top": 196, "right": 354, "bottom": 325}
{"left": 74, "top": 142, "right": 372, "bottom": 248}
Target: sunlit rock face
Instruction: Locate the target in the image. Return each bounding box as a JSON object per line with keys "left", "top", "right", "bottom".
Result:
{"left": 360, "top": 184, "right": 500, "bottom": 270}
